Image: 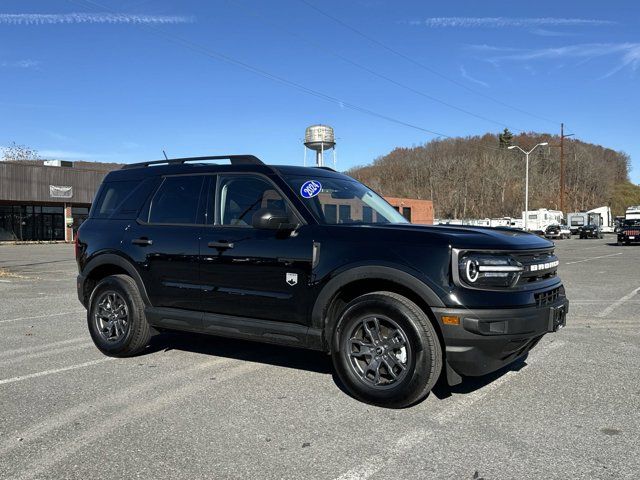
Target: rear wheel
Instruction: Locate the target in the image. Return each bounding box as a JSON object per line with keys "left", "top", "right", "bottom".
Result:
{"left": 331, "top": 292, "right": 442, "bottom": 408}
{"left": 87, "top": 274, "right": 154, "bottom": 357}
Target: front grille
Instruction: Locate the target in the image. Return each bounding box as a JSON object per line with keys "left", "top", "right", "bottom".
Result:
{"left": 535, "top": 287, "right": 561, "bottom": 307}
{"left": 623, "top": 229, "right": 640, "bottom": 236}
{"left": 513, "top": 249, "right": 558, "bottom": 286}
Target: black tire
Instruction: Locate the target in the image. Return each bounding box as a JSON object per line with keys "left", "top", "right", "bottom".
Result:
{"left": 87, "top": 274, "right": 154, "bottom": 357}
{"left": 331, "top": 291, "right": 442, "bottom": 408}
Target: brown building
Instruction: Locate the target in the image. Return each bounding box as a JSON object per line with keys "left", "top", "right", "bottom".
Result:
{"left": 384, "top": 197, "right": 434, "bottom": 224}
{"left": 0, "top": 160, "right": 117, "bottom": 242}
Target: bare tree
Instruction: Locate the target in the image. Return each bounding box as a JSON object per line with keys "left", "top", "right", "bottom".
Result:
{"left": 347, "top": 132, "right": 630, "bottom": 218}
{"left": 2, "top": 142, "right": 40, "bottom": 162}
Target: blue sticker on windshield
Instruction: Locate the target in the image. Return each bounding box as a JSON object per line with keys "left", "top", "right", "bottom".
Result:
{"left": 300, "top": 180, "right": 322, "bottom": 199}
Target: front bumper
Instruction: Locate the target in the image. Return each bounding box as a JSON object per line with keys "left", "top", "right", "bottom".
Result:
{"left": 433, "top": 297, "right": 568, "bottom": 378}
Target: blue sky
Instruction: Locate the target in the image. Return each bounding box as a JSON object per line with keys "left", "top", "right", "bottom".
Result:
{"left": 1, "top": 0, "right": 639, "bottom": 182}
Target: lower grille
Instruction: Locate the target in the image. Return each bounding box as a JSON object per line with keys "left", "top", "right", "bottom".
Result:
{"left": 535, "top": 287, "right": 561, "bottom": 307}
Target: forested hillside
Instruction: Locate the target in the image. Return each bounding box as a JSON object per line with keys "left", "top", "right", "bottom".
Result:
{"left": 347, "top": 131, "right": 638, "bottom": 218}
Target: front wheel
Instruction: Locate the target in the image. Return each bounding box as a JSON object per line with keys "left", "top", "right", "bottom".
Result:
{"left": 331, "top": 292, "right": 442, "bottom": 408}
{"left": 87, "top": 274, "right": 154, "bottom": 357}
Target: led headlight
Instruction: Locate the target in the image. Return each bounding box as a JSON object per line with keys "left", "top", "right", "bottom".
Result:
{"left": 458, "top": 253, "right": 524, "bottom": 288}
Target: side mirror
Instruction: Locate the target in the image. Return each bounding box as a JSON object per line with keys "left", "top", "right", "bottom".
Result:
{"left": 252, "top": 208, "right": 296, "bottom": 231}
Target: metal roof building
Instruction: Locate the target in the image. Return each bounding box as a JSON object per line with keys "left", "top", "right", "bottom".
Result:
{"left": 0, "top": 160, "right": 119, "bottom": 242}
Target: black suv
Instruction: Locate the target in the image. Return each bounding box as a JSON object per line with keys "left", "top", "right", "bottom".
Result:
{"left": 617, "top": 219, "right": 640, "bottom": 245}
{"left": 579, "top": 224, "right": 603, "bottom": 239}
{"left": 76, "top": 155, "right": 568, "bottom": 408}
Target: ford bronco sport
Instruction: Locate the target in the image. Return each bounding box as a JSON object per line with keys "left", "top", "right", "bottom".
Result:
{"left": 76, "top": 155, "right": 568, "bottom": 408}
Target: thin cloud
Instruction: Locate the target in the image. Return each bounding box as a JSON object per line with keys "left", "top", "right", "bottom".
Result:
{"left": 473, "top": 43, "right": 640, "bottom": 77}
{"left": 0, "top": 59, "right": 39, "bottom": 68}
{"left": 530, "top": 28, "right": 578, "bottom": 37}
{"left": 0, "top": 13, "right": 194, "bottom": 26}
{"left": 407, "top": 17, "right": 615, "bottom": 28}
{"left": 459, "top": 66, "right": 488, "bottom": 88}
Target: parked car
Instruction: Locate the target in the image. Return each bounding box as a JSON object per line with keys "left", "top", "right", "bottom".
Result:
{"left": 545, "top": 224, "right": 571, "bottom": 240}
{"left": 75, "top": 155, "right": 568, "bottom": 408}
{"left": 579, "top": 224, "right": 603, "bottom": 239}
{"left": 617, "top": 219, "right": 640, "bottom": 245}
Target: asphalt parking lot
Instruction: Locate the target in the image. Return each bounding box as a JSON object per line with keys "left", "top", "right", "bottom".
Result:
{"left": 0, "top": 238, "right": 638, "bottom": 479}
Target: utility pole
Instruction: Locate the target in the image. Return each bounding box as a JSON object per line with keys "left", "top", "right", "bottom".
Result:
{"left": 560, "top": 123, "right": 565, "bottom": 213}
{"left": 558, "top": 124, "right": 574, "bottom": 213}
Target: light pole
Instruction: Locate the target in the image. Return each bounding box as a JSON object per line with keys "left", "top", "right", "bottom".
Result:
{"left": 508, "top": 142, "right": 548, "bottom": 231}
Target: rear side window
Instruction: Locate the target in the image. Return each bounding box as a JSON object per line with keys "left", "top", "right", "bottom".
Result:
{"left": 92, "top": 181, "right": 139, "bottom": 218}
{"left": 148, "top": 176, "right": 205, "bottom": 225}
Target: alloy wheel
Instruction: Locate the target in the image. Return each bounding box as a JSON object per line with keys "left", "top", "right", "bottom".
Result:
{"left": 94, "top": 291, "right": 130, "bottom": 342}
{"left": 345, "top": 315, "right": 412, "bottom": 389}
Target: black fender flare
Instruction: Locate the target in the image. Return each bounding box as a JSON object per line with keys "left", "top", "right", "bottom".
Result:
{"left": 311, "top": 265, "right": 445, "bottom": 348}
{"left": 82, "top": 253, "right": 151, "bottom": 306}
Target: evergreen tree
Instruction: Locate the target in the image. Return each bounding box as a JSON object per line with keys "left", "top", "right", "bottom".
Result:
{"left": 498, "top": 128, "right": 514, "bottom": 149}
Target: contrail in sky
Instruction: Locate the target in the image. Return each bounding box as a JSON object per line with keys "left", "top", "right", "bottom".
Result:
{"left": 408, "top": 17, "right": 615, "bottom": 28}
{"left": 0, "top": 13, "right": 193, "bottom": 26}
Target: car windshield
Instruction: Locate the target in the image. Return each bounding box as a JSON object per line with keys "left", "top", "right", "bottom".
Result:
{"left": 624, "top": 219, "right": 640, "bottom": 226}
{"left": 284, "top": 175, "right": 409, "bottom": 225}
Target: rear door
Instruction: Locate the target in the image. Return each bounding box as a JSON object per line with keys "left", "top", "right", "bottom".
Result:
{"left": 199, "top": 173, "right": 315, "bottom": 325}
{"left": 125, "top": 174, "right": 208, "bottom": 314}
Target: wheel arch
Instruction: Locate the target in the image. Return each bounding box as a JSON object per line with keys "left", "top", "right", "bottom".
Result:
{"left": 81, "top": 254, "right": 151, "bottom": 307}
{"left": 311, "top": 266, "right": 446, "bottom": 352}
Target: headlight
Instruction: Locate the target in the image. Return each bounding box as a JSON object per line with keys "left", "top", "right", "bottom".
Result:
{"left": 457, "top": 253, "right": 524, "bottom": 288}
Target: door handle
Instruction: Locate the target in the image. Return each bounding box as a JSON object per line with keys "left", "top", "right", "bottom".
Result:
{"left": 208, "top": 241, "right": 234, "bottom": 250}
{"left": 131, "top": 238, "right": 153, "bottom": 246}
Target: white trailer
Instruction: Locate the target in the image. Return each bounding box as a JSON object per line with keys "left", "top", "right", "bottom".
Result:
{"left": 522, "top": 209, "right": 564, "bottom": 233}
{"left": 587, "top": 206, "right": 613, "bottom": 233}
{"left": 626, "top": 206, "right": 640, "bottom": 220}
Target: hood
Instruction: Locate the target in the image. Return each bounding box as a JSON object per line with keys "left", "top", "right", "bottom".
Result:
{"left": 359, "top": 224, "right": 554, "bottom": 251}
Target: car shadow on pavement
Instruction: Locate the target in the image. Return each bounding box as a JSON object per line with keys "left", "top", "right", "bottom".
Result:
{"left": 142, "top": 331, "right": 532, "bottom": 406}
{"left": 144, "top": 331, "right": 333, "bottom": 374}
{"left": 431, "top": 355, "right": 529, "bottom": 399}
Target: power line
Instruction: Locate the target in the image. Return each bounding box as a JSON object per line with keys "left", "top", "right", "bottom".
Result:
{"left": 67, "top": 0, "right": 507, "bottom": 154}
{"left": 298, "top": 0, "right": 561, "bottom": 127}
{"left": 229, "top": 0, "right": 526, "bottom": 133}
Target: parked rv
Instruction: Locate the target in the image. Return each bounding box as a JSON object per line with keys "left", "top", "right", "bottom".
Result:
{"left": 522, "top": 209, "right": 564, "bottom": 234}
{"left": 587, "top": 206, "right": 613, "bottom": 233}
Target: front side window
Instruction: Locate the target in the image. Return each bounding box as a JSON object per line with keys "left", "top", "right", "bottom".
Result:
{"left": 218, "top": 175, "right": 297, "bottom": 227}
{"left": 148, "top": 175, "right": 204, "bottom": 224}
{"left": 284, "top": 175, "right": 408, "bottom": 225}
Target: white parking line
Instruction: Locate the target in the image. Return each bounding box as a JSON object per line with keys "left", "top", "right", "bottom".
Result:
{"left": 0, "top": 310, "right": 83, "bottom": 324}
{"left": 335, "top": 430, "right": 431, "bottom": 480}
{"left": 565, "top": 252, "right": 622, "bottom": 265}
{"left": 598, "top": 286, "right": 640, "bottom": 318}
{"left": 331, "top": 339, "right": 566, "bottom": 480}
{"left": 0, "top": 336, "right": 86, "bottom": 358}
{"left": 0, "top": 357, "right": 113, "bottom": 386}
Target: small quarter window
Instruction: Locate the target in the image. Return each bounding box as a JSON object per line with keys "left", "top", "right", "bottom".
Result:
{"left": 149, "top": 176, "right": 204, "bottom": 224}
{"left": 92, "top": 181, "right": 138, "bottom": 218}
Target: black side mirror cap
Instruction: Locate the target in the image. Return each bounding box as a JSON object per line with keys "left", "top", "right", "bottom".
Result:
{"left": 252, "top": 208, "right": 297, "bottom": 231}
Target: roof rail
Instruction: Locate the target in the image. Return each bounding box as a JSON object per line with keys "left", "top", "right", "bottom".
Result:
{"left": 121, "top": 155, "right": 264, "bottom": 170}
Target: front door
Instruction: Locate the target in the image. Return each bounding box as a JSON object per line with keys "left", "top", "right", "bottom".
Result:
{"left": 199, "top": 174, "right": 315, "bottom": 325}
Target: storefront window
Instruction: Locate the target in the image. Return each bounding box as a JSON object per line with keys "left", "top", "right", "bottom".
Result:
{"left": 0, "top": 204, "right": 66, "bottom": 241}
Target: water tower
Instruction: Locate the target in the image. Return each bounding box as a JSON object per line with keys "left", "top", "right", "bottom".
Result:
{"left": 304, "top": 124, "right": 336, "bottom": 168}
